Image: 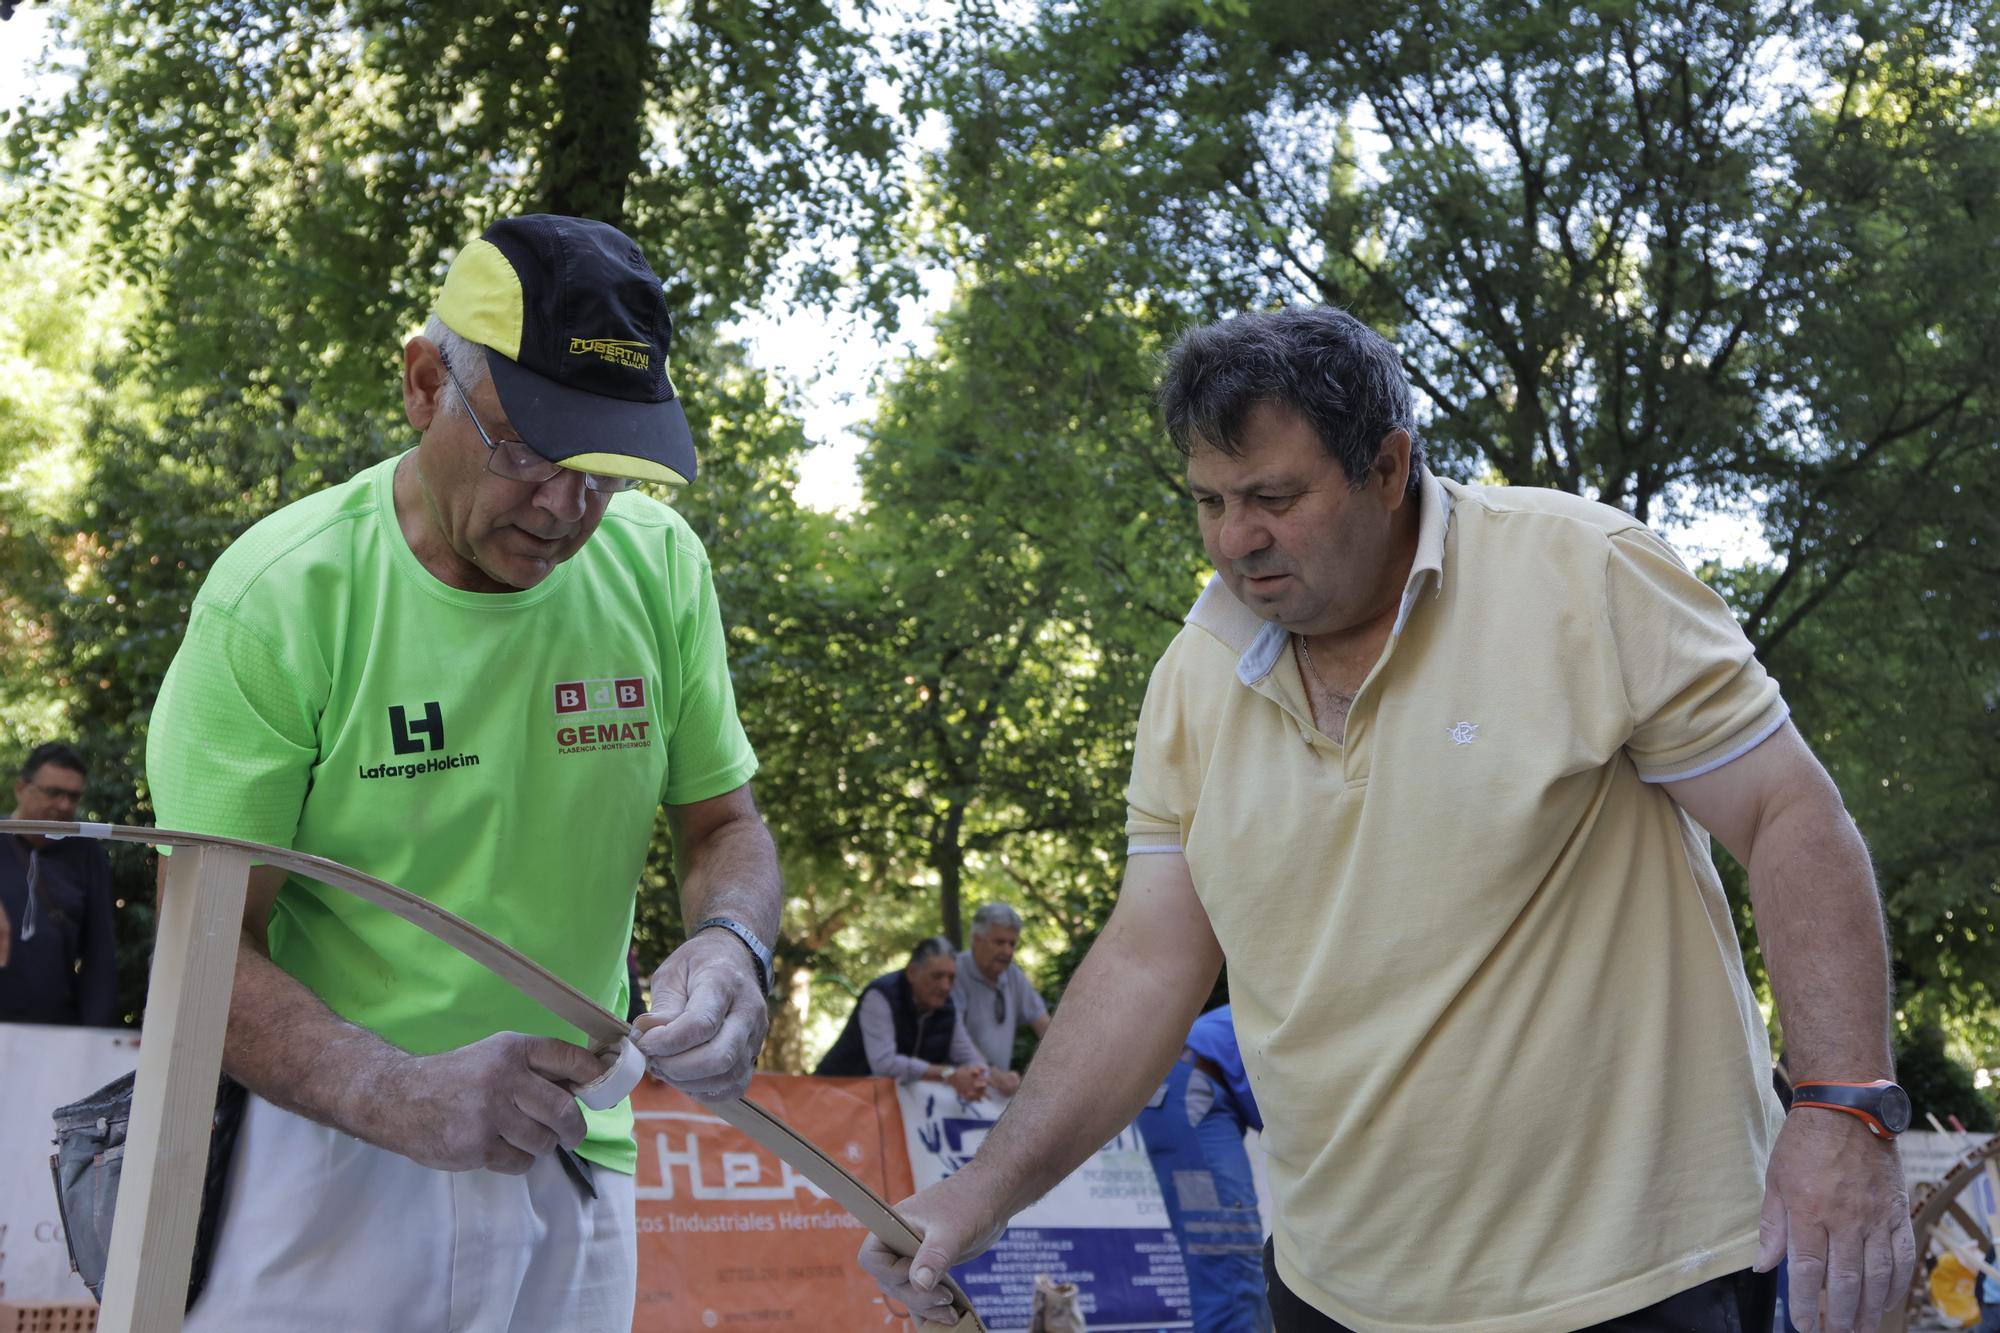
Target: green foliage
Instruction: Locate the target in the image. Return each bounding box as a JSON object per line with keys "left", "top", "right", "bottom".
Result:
{"left": 1895, "top": 1023, "right": 1998, "bottom": 1132}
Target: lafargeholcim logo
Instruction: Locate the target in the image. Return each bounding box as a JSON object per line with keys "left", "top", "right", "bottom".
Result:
{"left": 358, "top": 702, "right": 482, "bottom": 781}
{"left": 553, "top": 675, "right": 654, "bottom": 755}
{"left": 390, "top": 702, "right": 444, "bottom": 754}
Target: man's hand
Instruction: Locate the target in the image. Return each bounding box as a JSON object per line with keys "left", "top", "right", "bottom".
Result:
{"left": 1755, "top": 1110, "right": 1916, "bottom": 1333}
{"left": 948, "top": 1065, "right": 989, "bottom": 1101}
{"left": 636, "top": 928, "right": 769, "bottom": 1102}
{"left": 379, "top": 1032, "right": 600, "bottom": 1174}
{"left": 858, "top": 1169, "right": 1013, "bottom": 1326}
{"left": 990, "top": 1069, "right": 1022, "bottom": 1097}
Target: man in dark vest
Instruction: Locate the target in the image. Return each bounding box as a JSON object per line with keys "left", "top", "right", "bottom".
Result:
{"left": 817, "top": 936, "right": 990, "bottom": 1100}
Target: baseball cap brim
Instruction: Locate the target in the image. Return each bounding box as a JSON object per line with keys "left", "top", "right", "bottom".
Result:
{"left": 483, "top": 348, "right": 695, "bottom": 486}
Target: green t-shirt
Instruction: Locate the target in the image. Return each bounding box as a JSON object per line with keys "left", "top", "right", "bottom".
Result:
{"left": 145, "top": 454, "right": 758, "bottom": 1172}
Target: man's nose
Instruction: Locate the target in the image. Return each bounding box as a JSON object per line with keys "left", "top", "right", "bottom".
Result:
{"left": 1216, "top": 504, "right": 1269, "bottom": 562}
{"left": 532, "top": 469, "right": 589, "bottom": 522}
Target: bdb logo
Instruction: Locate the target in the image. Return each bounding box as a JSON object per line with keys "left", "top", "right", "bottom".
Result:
{"left": 389, "top": 702, "right": 444, "bottom": 755}
{"left": 553, "top": 677, "right": 647, "bottom": 715}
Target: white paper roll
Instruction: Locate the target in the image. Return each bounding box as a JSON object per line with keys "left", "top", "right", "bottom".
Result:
{"left": 577, "top": 1036, "right": 645, "bottom": 1110}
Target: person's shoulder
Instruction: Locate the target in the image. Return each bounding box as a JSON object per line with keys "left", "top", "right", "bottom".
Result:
{"left": 194, "top": 459, "right": 393, "bottom": 614}
{"left": 1441, "top": 477, "right": 1650, "bottom": 547}
{"left": 592, "top": 489, "right": 709, "bottom": 569}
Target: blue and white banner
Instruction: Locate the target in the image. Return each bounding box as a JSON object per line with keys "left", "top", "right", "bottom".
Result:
{"left": 897, "top": 1084, "right": 1194, "bottom": 1332}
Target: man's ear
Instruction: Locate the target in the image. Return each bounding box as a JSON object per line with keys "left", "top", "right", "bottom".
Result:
{"left": 404, "top": 337, "right": 447, "bottom": 432}
{"left": 1373, "top": 428, "right": 1413, "bottom": 506}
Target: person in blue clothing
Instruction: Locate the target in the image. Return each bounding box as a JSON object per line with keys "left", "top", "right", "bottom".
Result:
{"left": 1137, "top": 1004, "right": 1273, "bottom": 1333}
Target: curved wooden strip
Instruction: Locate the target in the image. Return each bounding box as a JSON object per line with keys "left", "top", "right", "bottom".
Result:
{"left": 1, "top": 819, "right": 986, "bottom": 1331}
{"left": 710, "top": 1096, "right": 985, "bottom": 1332}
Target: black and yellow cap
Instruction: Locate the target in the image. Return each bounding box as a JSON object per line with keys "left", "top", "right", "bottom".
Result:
{"left": 435, "top": 214, "right": 696, "bottom": 486}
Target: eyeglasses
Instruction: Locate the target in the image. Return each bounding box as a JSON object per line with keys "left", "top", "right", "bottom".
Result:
{"left": 25, "top": 781, "right": 82, "bottom": 805}
{"left": 440, "top": 360, "right": 640, "bottom": 495}
{"left": 994, "top": 990, "right": 1007, "bottom": 1025}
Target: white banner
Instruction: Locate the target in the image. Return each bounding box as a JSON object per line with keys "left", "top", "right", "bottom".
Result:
{"left": 1900, "top": 1129, "right": 1993, "bottom": 1183}
{"left": 898, "top": 1083, "right": 1193, "bottom": 1332}
{"left": 0, "top": 1023, "right": 141, "bottom": 1303}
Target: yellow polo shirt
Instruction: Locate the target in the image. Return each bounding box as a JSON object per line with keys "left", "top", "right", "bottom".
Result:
{"left": 1126, "top": 470, "right": 1789, "bottom": 1332}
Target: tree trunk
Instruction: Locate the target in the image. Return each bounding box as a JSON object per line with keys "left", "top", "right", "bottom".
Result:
{"left": 936, "top": 801, "right": 968, "bottom": 948}
{"left": 538, "top": 0, "right": 653, "bottom": 225}
{"left": 761, "top": 962, "right": 816, "bottom": 1074}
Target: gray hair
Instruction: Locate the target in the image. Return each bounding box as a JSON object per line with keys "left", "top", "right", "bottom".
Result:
{"left": 907, "top": 936, "right": 955, "bottom": 969}
{"left": 424, "top": 314, "right": 489, "bottom": 419}
{"left": 970, "top": 903, "right": 1023, "bottom": 938}
{"left": 1159, "top": 306, "right": 1424, "bottom": 499}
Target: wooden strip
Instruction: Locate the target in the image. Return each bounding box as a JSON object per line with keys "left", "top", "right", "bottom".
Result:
{"left": 709, "top": 1097, "right": 986, "bottom": 1332}
{"left": 1930, "top": 1224, "right": 2000, "bottom": 1284}
{"left": 96, "top": 843, "right": 252, "bottom": 1333}
{"left": 1985, "top": 1154, "right": 2000, "bottom": 1237}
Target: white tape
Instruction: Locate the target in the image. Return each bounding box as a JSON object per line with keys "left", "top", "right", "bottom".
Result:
{"left": 576, "top": 1037, "right": 644, "bottom": 1111}
{"left": 46, "top": 821, "right": 114, "bottom": 842}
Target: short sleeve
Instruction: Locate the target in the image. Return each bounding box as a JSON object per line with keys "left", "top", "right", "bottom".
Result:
{"left": 1124, "top": 633, "right": 1205, "bottom": 854}
{"left": 1014, "top": 972, "right": 1049, "bottom": 1023}
{"left": 661, "top": 547, "right": 759, "bottom": 806}
{"left": 1605, "top": 527, "right": 1788, "bottom": 782}
{"left": 146, "top": 603, "right": 320, "bottom": 845}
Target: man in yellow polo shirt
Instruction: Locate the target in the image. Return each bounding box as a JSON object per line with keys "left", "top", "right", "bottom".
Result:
{"left": 862, "top": 307, "right": 1914, "bottom": 1333}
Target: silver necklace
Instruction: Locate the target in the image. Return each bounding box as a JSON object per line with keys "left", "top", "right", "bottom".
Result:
{"left": 1295, "top": 633, "right": 1357, "bottom": 706}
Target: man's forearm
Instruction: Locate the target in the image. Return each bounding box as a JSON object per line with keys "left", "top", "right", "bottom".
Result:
{"left": 1748, "top": 789, "right": 1895, "bottom": 1079}
{"left": 223, "top": 937, "right": 413, "bottom": 1144}
{"left": 677, "top": 810, "right": 781, "bottom": 943}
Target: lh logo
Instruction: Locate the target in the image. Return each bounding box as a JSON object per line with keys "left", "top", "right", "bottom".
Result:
{"left": 1448, "top": 721, "right": 1479, "bottom": 746}
{"left": 390, "top": 702, "right": 445, "bottom": 755}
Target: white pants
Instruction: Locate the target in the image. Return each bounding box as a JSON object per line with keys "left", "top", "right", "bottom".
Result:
{"left": 184, "top": 1094, "right": 636, "bottom": 1333}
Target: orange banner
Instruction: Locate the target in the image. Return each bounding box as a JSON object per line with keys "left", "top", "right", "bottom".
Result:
{"left": 631, "top": 1073, "right": 921, "bottom": 1332}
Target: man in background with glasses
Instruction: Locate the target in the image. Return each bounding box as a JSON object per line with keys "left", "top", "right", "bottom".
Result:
{"left": 952, "top": 901, "right": 1052, "bottom": 1095}
{"left": 147, "top": 214, "right": 782, "bottom": 1332}
{"left": 0, "top": 741, "right": 118, "bottom": 1026}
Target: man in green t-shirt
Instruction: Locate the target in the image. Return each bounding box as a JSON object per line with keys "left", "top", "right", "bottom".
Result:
{"left": 146, "top": 214, "right": 782, "bottom": 1332}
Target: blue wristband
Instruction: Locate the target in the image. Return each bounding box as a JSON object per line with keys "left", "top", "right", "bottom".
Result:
{"left": 697, "top": 916, "right": 775, "bottom": 995}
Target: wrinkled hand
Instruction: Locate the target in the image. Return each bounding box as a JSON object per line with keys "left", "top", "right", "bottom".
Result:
{"left": 1756, "top": 1110, "right": 1916, "bottom": 1332}
{"left": 858, "top": 1169, "right": 1012, "bottom": 1326}
{"left": 636, "top": 929, "right": 769, "bottom": 1102}
{"left": 948, "top": 1065, "right": 990, "bottom": 1101}
{"left": 385, "top": 1032, "right": 600, "bottom": 1174}
{"left": 989, "top": 1069, "right": 1022, "bottom": 1097}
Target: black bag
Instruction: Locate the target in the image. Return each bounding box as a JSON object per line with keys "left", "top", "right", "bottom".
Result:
{"left": 48, "top": 1071, "right": 248, "bottom": 1309}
